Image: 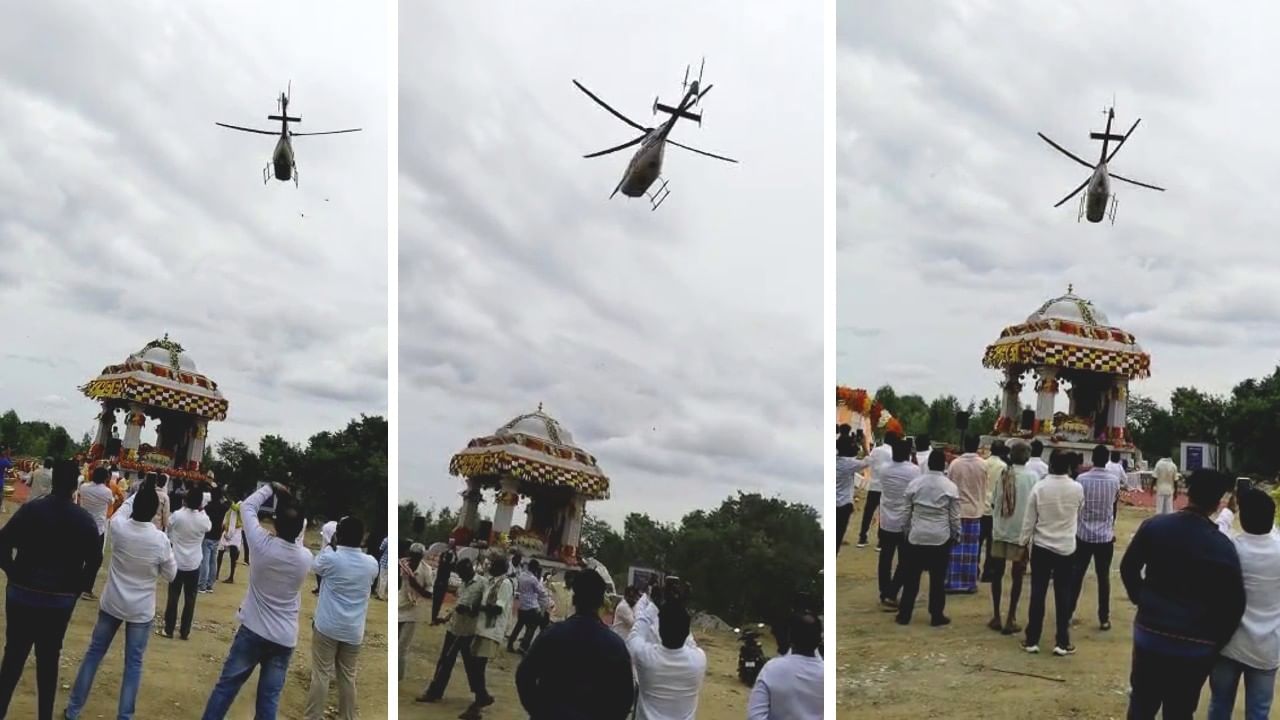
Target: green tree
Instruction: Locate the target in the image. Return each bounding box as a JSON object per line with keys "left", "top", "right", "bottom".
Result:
{"left": 1128, "top": 394, "right": 1178, "bottom": 461}
{"left": 666, "top": 493, "right": 821, "bottom": 627}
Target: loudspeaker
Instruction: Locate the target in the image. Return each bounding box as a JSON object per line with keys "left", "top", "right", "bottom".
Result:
{"left": 477, "top": 519, "right": 493, "bottom": 542}
{"left": 1020, "top": 409, "right": 1036, "bottom": 431}
{"left": 412, "top": 515, "right": 426, "bottom": 534}
{"left": 106, "top": 437, "right": 122, "bottom": 459}
{"left": 955, "top": 411, "right": 970, "bottom": 431}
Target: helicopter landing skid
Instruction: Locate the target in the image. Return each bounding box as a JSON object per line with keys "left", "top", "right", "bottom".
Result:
{"left": 647, "top": 178, "right": 670, "bottom": 211}
{"left": 1078, "top": 192, "right": 1119, "bottom": 225}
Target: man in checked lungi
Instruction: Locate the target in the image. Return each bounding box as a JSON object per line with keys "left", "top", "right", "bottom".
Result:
{"left": 944, "top": 434, "right": 988, "bottom": 593}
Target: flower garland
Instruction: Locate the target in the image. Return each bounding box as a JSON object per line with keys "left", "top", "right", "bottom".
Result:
{"left": 836, "top": 386, "right": 904, "bottom": 436}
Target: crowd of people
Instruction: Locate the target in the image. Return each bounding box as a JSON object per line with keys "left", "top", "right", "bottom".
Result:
{"left": 0, "top": 457, "right": 383, "bottom": 720}
{"left": 401, "top": 543, "right": 824, "bottom": 719}
{"left": 838, "top": 425, "right": 1280, "bottom": 719}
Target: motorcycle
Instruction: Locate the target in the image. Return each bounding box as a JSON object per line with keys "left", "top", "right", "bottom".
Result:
{"left": 735, "top": 623, "right": 768, "bottom": 686}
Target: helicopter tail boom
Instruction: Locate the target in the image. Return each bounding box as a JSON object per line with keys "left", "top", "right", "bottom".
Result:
{"left": 1090, "top": 132, "right": 1126, "bottom": 142}
{"left": 654, "top": 102, "right": 701, "bottom": 124}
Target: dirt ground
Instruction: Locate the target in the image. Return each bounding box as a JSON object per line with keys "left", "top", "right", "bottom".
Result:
{"left": 0, "top": 515, "right": 387, "bottom": 720}
{"left": 838, "top": 497, "right": 1264, "bottom": 719}
{"left": 399, "top": 596, "right": 764, "bottom": 719}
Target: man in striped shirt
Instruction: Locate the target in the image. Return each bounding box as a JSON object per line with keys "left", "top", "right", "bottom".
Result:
{"left": 1071, "top": 445, "right": 1121, "bottom": 631}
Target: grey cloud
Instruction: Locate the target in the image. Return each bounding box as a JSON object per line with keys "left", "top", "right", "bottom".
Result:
{"left": 0, "top": 1, "right": 387, "bottom": 449}
{"left": 839, "top": 3, "right": 1280, "bottom": 405}
{"left": 400, "top": 2, "right": 822, "bottom": 526}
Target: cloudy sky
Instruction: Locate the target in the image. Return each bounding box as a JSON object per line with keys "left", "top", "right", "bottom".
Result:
{"left": 400, "top": 2, "right": 822, "bottom": 527}
{"left": 839, "top": 2, "right": 1280, "bottom": 410}
{"left": 0, "top": 2, "right": 387, "bottom": 449}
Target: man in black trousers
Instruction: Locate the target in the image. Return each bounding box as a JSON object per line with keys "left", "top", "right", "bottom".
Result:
{"left": 1121, "top": 469, "right": 1244, "bottom": 718}
{"left": 0, "top": 460, "right": 99, "bottom": 720}
{"left": 431, "top": 538, "right": 458, "bottom": 624}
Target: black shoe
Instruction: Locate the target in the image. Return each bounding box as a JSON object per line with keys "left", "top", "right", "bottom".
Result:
{"left": 1100, "top": 620, "right": 1112, "bottom": 631}
{"left": 476, "top": 694, "right": 495, "bottom": 708}
{"left": 930, "top": 616, "right": 951, "bottom": 627}
{"left": 894, "top": 615, "right": 910, "bottom": 626}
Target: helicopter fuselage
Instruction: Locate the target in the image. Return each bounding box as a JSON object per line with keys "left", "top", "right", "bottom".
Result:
{"left": 615, "top": 86, "right": 696, "bottom": 198}
{"left": 618, "top": 131, "right": 667, "bottom": 197}
{"left": 272, "top": 134, "right": 294, "bottom": 181}
{"left": 1084, "top": 163, "right": 1110, "bottom": 223}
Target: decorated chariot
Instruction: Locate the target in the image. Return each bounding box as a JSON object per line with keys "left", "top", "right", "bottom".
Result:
{"left": 80, "top": 335, "right": 228, "bottom": 484}
{"left": 836, "top": 386, "right": 904, "bottom": 452}
{"left": 981, "top": 286, "right": 1150, "bottom": 459}
{"left": 448, "top": 405, "right": 609, "bottom": 567}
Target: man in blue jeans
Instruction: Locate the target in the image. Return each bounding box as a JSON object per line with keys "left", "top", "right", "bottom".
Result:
{"left": 1120, "top": 469, "right": 1244, "bottom": 718}
{"left": 1208, "top": 488, "right": 1280, "bottom": 720}
{"left": 199, "top": 487, "right": 229, "bottom": 592}
{"left": 201, "top": 481, "right": 313, "bottom": 719}
{"left": 64, "top": 477, "right": 176, "bottom": 720}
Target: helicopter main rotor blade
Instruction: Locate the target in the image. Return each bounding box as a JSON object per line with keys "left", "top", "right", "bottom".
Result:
{"left": 1104, "top": 118, "right": 1141, "bottom": 163}
{"left": 1037, "top": 132, "right": 1094, "bottom": 170}
{"left": 665, "top": 138, "right": 738, "bottom": 163}
{"left": 291, "top": 128, "right": 362, "bottom": 136}
{"left": 572, "top": 80, "right": 646, "bottom": 132}
{"left": 216, "top": 122, "right": 278, "bottom": 135}
{"left": 584, "top": 135, "right": 646, "bottom": 158}
{"left": 1053, "top": 177, "right": 1091, "bottom": 207}
{"left": 697, "top": 84, "right": 713, "bottom": 103}
{"left": 1109, "top": 172, "right": 1165, "bottom": 192}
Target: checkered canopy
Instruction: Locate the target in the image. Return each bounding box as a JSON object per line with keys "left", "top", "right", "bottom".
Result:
{"left": 983, "top": 289, "right": 1151, "bottom": 380}
{"left": 449, "top": 450, "right": 610, "bottom": 500}
{"left": 81, "top": 338, "right": 228, "bottom": 421}
{"left": 449, "top": 407, "right": 611, "bottom": 500}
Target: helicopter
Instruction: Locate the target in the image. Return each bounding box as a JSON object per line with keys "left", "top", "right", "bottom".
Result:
{"left": 1038, "top": 106, "right": 1165, "bottom": 224}
{"left": 573, "top": 59, "right": 737, "bottom": 210}
{"left": 216, "top": 82, "right": 361, "bottom": 186}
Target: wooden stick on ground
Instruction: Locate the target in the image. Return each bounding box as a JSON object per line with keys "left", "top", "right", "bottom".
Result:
{"left": 963, "top": 662, "right": 1066, "bottom": 683}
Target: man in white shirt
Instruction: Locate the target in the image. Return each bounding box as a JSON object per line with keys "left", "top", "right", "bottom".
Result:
{"left": 398, "top": 543, "right": 434, "bottom": 681}
{"left": 898, "top": 450, "right": 961, "bottom": 626}
{"left": 1019, "top": 451, "right": 1085, "bottom": 656}
{"left": 747, "top": 610, "right": 822, "bottom": 720}
{"left": 464, "top": 553, "right": 515, "bottom": 718}
{"left": 627, "top": 602, "right": 706, "bottom": 719}
{"left": 163, "top": 489, "right": 211, "bottom": 639}
{"left": 76, "top": 466, "right": 115, "bottom": 600}
{"left": 27, "top": 457, "right": 53, "bottom": 501}
{"left": 857, "top": 431, "right": 901, "bottom": 548}
{"left": 835, "top": 427, "right": 860, "bottom": 553}
{"left": 876, "top": 439, "right": 920, "bottom": 608}
{"left": 1104, "top": 450, "right": 1128, "bottom": 487}
{"left": 1153, "top": 455, "right": 1180, "bottom": 515}
{"left": 313, "top": 518, "right": 340, "bottom": 595}
{"left": 152, "top": 473, "right": 171, "bottom": 531}
{"left": 1208, "top": 489, "right": 1280, "bottom": 720}
{"left": 64, "top": 477, "right": 177, "bottom": 720}
{"left": 201, "top": 482, "right": 314, "bottom": 719}
{"left": 508, "top": 559, "right": 551, "bottom": 654}
{"left": 612, "top": 586, "right": 639, "bottom": 639}
{"left": 1026, "top": 440, "right": 1050, "bottom": 480}
{"left": 305, "top": 516, "right": 379, "bottom": 720}
{"left": 945, "top": 435, "right": 988, "bottom": 593}
{"left": 980, "top": 441, "right": 1008, "bottom": 583}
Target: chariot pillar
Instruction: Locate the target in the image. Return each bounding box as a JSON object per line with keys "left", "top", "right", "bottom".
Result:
{"left": 492, "top": 476, "right": 520, "bottom": 536}
{"left": 1034, "top": 368, "right": 1059, "bottom": 433}
{"left": 122, "top": 404, "right": 146, "bottom": 458}
{"left": 998, "top": 371, "right": 1022, "bottom": 432}
{"left": 457, "top": 478, "right": 482, "bottom": 531}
